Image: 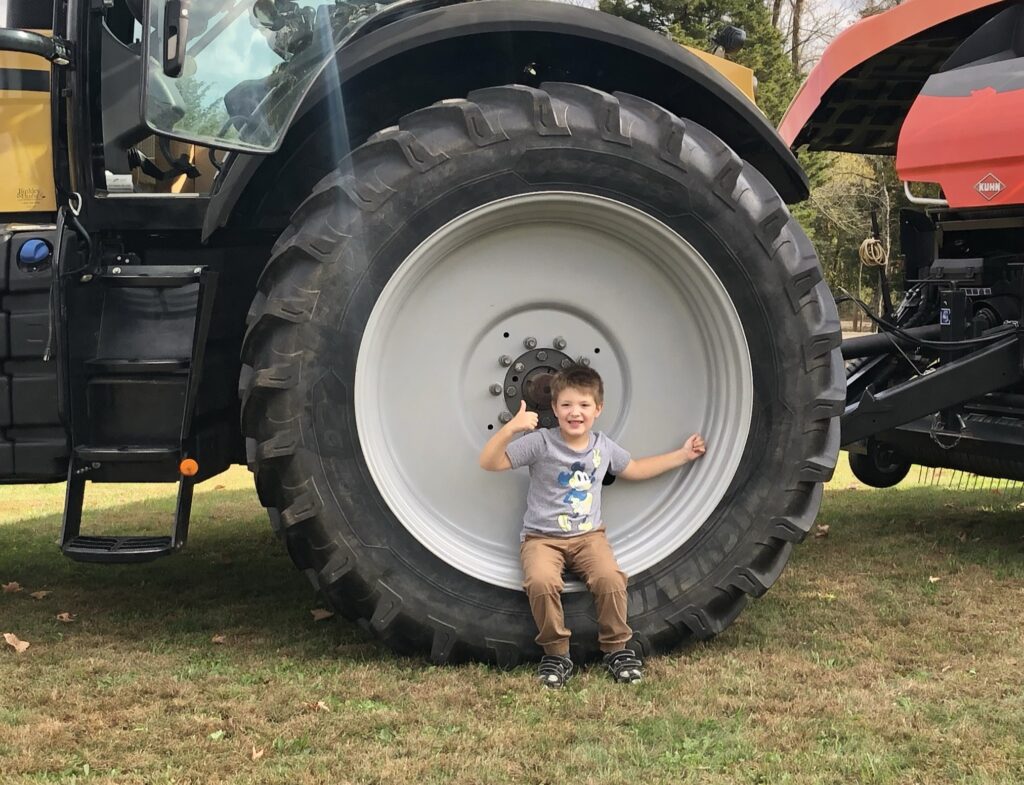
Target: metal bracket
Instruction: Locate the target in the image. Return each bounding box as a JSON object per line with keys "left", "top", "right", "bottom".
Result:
{"left": 841, "top": 336, "right": 1022, "bottom": 446}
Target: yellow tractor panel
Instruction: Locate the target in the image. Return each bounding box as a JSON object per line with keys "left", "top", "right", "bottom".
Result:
{"left": 683, "top": 47, "right": 757, "bottom": 104}
{"left": 0, "top": 36, "right": 56, "bottom": 213}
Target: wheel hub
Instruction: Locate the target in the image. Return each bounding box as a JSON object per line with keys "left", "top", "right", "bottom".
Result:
{"left": 498, "top": 344, "right": 576, "bottom": 428}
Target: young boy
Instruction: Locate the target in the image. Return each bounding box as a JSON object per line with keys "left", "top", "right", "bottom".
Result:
{"left": 478, "top": 365, "right": 706, "bottom": 687}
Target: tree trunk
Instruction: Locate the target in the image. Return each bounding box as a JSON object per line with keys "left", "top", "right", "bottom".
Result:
{"left": 772, "top": 0, "right": 784, "bottom": 30}
{"left": 791, "top": 0, "right": 804, "bottom": 75}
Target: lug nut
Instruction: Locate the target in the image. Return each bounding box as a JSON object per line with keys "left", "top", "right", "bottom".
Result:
{"left": 553, "top": 336, "right": 567, "bottom": 350}
{"left": 524, "top": 337, "right": 537, "bottom": 350}
{"left": 506, "top": 386, "right": 517, "bottom": 396}
{"left": 561, "top": 359, "right": 572, "bottom": 369}
{"left": 499, "top": 355, "right": 512, "bottom": 367}
{"left": 513, "top": 362, "right": 525, "bottom": 373}
{"left": 498, "top": 411, "right": 512, "bottom": 424}
{"left": 578, "top": 356, "right": 591, "bottom": 367}
{"left": 536, "top": 351, "right": 547, "bottom": 361}
{"left": 489, "top": 384, "right": 502, "bottom": 396}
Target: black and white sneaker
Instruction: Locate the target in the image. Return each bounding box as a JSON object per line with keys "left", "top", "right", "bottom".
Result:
{"left": 604, "top": 649, "right": 643, "bottom": 683}
{"left": 537, "top": 654, "right": 574, "bottom": 688}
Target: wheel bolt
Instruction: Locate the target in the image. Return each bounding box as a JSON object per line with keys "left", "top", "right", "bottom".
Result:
{"left": 536, "top": 351, "right": 547, "bottom": 361}
{"left": 489, "top": 384, "right": 502, "bottom": 396}
{"left": 578, "top": 356, "right": 591, "bottom": 367}
{"left": 499, "top": 411, "right": 512, "bottom": 424}
{"left": 513, "top": 362, "right": 525, "bottom": 373}
{"left": 524, "top": 337, "right": 537, "bottom": 349}
{"left": 561, "top": 359, "right": 572, "bottom": 369}
{"left": 553, "top": 337, "right": 566, "bottom": 350}
{"left": 506, "top": 386, "right": 517, "bottom": 397}
{"left": 499, "top": 355, "right": 512, "bottom": 367}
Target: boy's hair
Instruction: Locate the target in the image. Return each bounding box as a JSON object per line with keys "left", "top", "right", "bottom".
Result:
{"left": 550, "top": 365, "right": 604, "bottom": 406}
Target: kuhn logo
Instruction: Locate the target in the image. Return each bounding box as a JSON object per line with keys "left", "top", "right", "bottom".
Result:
{"left": 974, "top": 173, "right": 1005, "bottom": 201}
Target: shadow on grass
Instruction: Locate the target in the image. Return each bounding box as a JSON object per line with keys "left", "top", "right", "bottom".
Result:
{"left": 815, "top": 486, "right": 1024, "bottom": 578}
{"left": 0, "top": 488, "right": 384, "bottom": 660}
{"left": 3, "top": 482, "right": 1023, "bottom": 662}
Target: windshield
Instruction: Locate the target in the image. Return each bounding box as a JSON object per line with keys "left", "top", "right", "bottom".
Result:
{"left": 143, "top": 0, "right": 386, "bottom": 153}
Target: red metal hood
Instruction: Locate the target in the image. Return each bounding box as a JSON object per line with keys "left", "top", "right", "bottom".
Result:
{"left": 780, "top": 0, "right": 1010, "bottom": 154}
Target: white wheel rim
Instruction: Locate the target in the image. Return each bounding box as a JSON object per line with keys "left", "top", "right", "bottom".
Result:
{"left": 355, "top": 192, "right": 753, "bottom": 590}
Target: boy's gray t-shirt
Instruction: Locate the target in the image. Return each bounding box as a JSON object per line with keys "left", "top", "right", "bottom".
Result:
{"left": 505, "top": 428, "right": 631, "bottom": 540}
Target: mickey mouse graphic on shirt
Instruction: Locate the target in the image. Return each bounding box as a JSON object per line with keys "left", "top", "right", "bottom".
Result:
{"left": 556, "top": 451, "right": 601, "bottom": 532}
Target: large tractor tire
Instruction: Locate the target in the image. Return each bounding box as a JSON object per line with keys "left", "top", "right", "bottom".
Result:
{"left": 240, "top": 83, "right": 843, "bottom": 666}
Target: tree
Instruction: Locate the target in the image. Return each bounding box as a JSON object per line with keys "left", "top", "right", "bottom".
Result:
{"left": 773, "top": 0, "right": 854, "bottom": 74}
{"left": 598, "top": 0, "right": 799, "bottom": 124}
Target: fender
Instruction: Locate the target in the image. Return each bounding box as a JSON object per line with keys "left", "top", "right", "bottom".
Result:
{"left": 780, "top": 0, "right": 1007, "bottom": 154}
{"left": 203, "top": 0, "right": 807, "bottom": 240}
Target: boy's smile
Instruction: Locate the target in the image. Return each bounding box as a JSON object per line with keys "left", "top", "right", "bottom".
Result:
{"left": 553, "top": 387, "right": 602, "bottom": 445}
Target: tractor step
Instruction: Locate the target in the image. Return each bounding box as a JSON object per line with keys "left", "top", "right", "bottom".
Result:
{"left": 60, "top": 450, "right": 195, "bottom": 564}
{"left": 55, "top": 263, "right": 219, "bottom": 564}
{"left": 62, "top": 535, "right": 174, "bottom": 564}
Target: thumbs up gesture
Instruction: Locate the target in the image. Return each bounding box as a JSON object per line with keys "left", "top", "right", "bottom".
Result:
{"left": 508, "top": 400, "right": 539, "bottom": 433}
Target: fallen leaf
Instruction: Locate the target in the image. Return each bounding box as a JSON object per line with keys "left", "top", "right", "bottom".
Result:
{"left": 56, "top": 612, "right": 75, "bottom": 623}
{"left": 945, "top": 502, "right": 956, "bottom": 509}
{"left": 208, "top": 730, "right": 225, "bottom": 741}
{"left": 814, "top": 524, "right": 830, "bottom": 539}
{"left": 211, "top": 635, "right": 226, "bottom": 645}
{"left": 928, "top": 576, "right": 941, "bottom": 584}
{"left": 957, "top": 531, "right": 968, "bottom": 543}
{"left": 306, "top": 700, "right": 331, "bottom": 713}
{"left": 310, "top": 608, "right": 334, "bottom": 622}
{"left": 29, "top": 591, "right": 51, "bottom": 600}
{"left": 3, "top": 632, "right": 29, "bottom": 654}
{"left": 2, "top": 581, "right": 23, "bottom": 593}
{"left": 251, "top": 746, "right": 265, "bottom": 761}
{"left": 214, "top": 484, "right": 225, "bottom": 490}
{"left": 941, "top": 664, "right": 952, "bottom": 673}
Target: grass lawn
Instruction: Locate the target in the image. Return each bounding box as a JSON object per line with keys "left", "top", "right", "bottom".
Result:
{"left": 2, "top": 457, "right": 1024, "bottom": 784}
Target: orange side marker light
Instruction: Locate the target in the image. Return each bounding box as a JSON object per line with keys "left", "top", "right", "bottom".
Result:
{"left": 179, "top": 458, "right": 199, "bottom": 477}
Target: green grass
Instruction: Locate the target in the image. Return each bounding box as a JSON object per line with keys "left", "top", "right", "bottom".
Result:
{"left": 2, "top": 459, "right": 1024, "bottom": 784}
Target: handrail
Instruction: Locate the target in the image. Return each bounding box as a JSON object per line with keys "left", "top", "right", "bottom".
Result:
{"left": 904, "top": 181, "right": 949, "bottom": 208}
{"left": 0, "top": 29, "right": 72, "bottom": 66}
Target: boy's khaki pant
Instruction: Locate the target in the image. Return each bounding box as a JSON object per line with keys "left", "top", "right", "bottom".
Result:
{"left": 520, "top": 529, "right": 631, "bottom": 656}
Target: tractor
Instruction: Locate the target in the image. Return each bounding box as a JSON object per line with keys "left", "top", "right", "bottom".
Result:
{"left": 1, "top": 0, "right": 843, "bottom": 665}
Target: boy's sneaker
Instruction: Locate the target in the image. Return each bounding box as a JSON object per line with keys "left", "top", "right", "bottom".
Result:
{"left": 604, "top": 649, "right": 643, "bottom": 684}
{"left": 536, "top": 654, "right": 574, "bottom": 688}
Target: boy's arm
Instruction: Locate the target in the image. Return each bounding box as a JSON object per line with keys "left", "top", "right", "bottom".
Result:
{"left": 478, "top": 401, "right": 539, "bottom": 471}
{"left": 618, "top": 433, "right": 706, "bottom": 481}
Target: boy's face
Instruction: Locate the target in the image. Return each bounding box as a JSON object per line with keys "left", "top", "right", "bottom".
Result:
{"left": 552, "top": 386, "right": 603, "bottom": 439}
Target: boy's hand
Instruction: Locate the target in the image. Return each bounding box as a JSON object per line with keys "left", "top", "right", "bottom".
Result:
{"left": 681, "top": 433, "right": 706, "bottom": 462}
{"left": 508, "top": 401, "right": 539, "bottom": 434}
